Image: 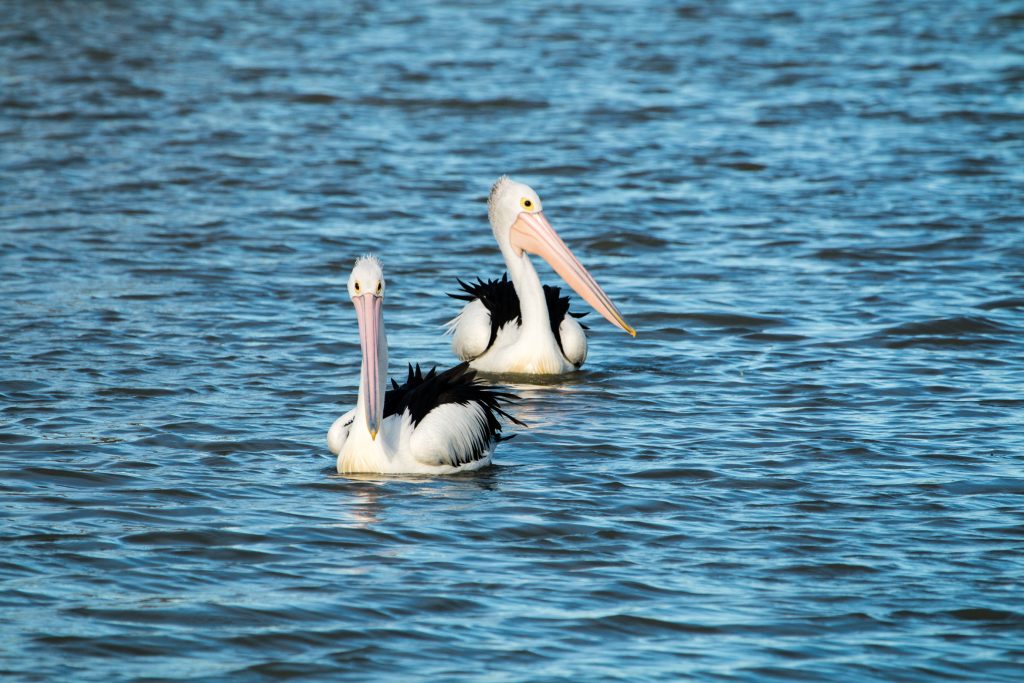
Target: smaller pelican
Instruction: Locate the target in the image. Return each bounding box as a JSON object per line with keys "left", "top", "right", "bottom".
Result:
{"left": 447, "top": 176, "right": 635, "bottom": 375}
{"left": 329, "top": 255, "right": 521, "bottom": 474}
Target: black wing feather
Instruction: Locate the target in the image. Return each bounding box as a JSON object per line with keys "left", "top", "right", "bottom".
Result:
{"left": 382, "top": 361, "right": 525, "bottom": 465}
{"left": 448, "top": 273, "right": 520, "bottom": 349}
{"left": 448, "top": 273, "right": 587, "bottom": 357}
{"left": 542, "top": 284, "right": 589, "bottom": 354}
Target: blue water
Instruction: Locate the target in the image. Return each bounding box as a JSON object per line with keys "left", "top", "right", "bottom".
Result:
{"left": 2, "top": 1, "right": 1023, "bottom": 680}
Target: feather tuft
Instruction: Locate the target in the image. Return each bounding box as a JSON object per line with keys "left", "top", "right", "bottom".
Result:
{"left": 447, "top": 273, "right": 587, "bottom": 355}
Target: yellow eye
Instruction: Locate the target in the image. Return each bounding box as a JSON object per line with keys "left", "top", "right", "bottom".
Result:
{"left": 354, "top": 282, "right": 360, "bottom": 292}
{"left": 520, "top": 197, "right": 535, "bottom": 211}
{"left": 376, "top": 282, "right": 382, "bottom": 295}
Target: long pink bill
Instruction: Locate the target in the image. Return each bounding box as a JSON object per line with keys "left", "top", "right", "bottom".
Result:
{"left": 510, "top": 211, "right": 636, "bottom": 337}
{"left": 353, "top": 292, "right": 385, "bottom": 439}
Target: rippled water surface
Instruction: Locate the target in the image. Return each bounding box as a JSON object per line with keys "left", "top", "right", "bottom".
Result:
{"left": 3, "top": 1, "right": 1024, "bottom": 680}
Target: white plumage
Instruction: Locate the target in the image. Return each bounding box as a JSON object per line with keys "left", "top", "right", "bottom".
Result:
{"left": 330, "top": 256, "right": 520, "bottom": 475}
{"left": 558, "top": 316, "right": 588, "bottom": 368}
{"left": 447, "top": 177, "right": 634, "bottom": 375}
{"left": 447, "top": 299, "right": 492, "bottom": 361}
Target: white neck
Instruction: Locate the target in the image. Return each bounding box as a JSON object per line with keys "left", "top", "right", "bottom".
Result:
{"left": 498, "top": 239, "right": 550, "bottom": 336}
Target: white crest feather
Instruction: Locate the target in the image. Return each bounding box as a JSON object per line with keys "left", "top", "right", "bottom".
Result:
{"left": 487, "top": 175, "right": 512, "bottom": 225}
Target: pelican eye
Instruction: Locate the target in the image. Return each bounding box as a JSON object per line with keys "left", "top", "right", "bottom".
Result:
{"left": 375, "top": 282, "right": 383, "bottom": 295}
{"left": 354, "top": 282, "right": 360, "bottom": 292}
{"left": 520, "top": 197, "right": 534, "bottom": 211}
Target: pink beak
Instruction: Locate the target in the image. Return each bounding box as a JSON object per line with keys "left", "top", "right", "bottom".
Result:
{"left": 510, "top": 211, "right": 636, "bottom": 337}
{"left": 352, "top": 292, "right": 384, "bottom": 439}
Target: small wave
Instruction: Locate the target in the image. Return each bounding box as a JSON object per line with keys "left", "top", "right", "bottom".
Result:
{"left": 113, "top": 83, "right": 164, "bottom": 100}
{"left": 868, "top": 315, "right": 1017, "bottom": 348}
{"left": 812, "top": 246, "right": 903, "bottom": 263}
{"left": 781, "top": 562, "right": 880, "bottom": 577}
{"left": 717, "top": 161, "right": 767, "bottom": 172}
{"left": 96, "top": 386, "right": 188, "bottom": 399}
{"left": 121, "top": 528, "right": 268, "bottom": 547}
{"left": 581, "top": 613, "right": 721, "bottom": 636}
{"left": 941, "top": 478, "right": 1024, "bottom": 496}
{"left": 978, "top": 296, "right": 1024, "bottom": 311}
{"left": 0, "top": 379, "right": 48, "bottom": 394}
{"left": 894, "top": 607, "right": 1024, "bottom": 627}
{"left": 357, "top": 96, "right": 548, "bottom": 111}
{"left": 673, "top": 311, "right": 790, "bottom": 329}
{"left": 883, "top": 315, "right": 1010, "bottom": 336}
{"left": 586, "top": 233, "right": 669, "bottom": 251}
{"left": 949, "top": 608, "right": 1024, "bottom": 624}
{"left": 624, "top": 467, "right": 717, "bottom": 481}
{"left": 290, "top": 92, "right": 339, "bottom": 105}
{"left": 31, "top": 633, "right": 195, "bottom": 658}
{"left": 9, "top": 466, "right": 136, "bottom": 488}
{"left": 100, "top": 180, "right": 164, "bottom": 193}
{"left": 743, "top": 332, "right": 807, "bottom": 342}
{"left": 994, "top": 9, "right": 1024, "bottom": 24}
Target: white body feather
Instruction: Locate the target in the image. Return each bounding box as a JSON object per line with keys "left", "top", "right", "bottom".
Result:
{"left": 330, "top": 255, "right": 505, "bottom": 475}
{"left": 448, "top": 303, "right": 587, "bottom": 375}
{"left": 329, "top": 405, "right": 494, "bottom": 475}
{"left": 448, "top": 299, "right": 492, "bottom": 361}
{"left": 444, "top": 176, "right": 631, "bottom": 376}
{"left": 558, "top": 316, "right": 588, "bottom": 368}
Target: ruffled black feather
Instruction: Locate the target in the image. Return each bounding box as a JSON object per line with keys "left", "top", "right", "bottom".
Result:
{"left": 448, "top": 273, "right": 587, "bottom": 357}
{"left": 382, "top": 361, "right": 524, "bottom": 464}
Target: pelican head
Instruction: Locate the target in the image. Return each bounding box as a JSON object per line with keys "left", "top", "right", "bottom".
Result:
{"left": 487, "top": 176, "right": 636, "bottom": 337}
{"left": 347, "top": 254, "right": 386, "bottom": 300}
{"left": 348, "top": 255, "right": 387, "bottom": 439}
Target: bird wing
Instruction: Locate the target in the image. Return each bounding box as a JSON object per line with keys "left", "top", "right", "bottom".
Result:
{"left": 386, "top": 362, "right": 523, "bottom": 467}
{"left": 447, "top": 298, "right": 492, "bottom": 361}
{"left": 409, "top": 401, "right": 494, "bottom": 467}
{"left": 446, "top": 274, "right": 523, "bottom": 360}
{"left": 327, "top": 408, "right": 355, "bottom": 455}
{"left": 543, "top": 284, "right": 589, "bottom": 367}
{"left": 558, "top": 316, "right": 588, "bottom": 368}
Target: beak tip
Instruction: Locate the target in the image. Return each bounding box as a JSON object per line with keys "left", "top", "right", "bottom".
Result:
{"left": 369, "top": 428, "right": 379, "bottom": 440}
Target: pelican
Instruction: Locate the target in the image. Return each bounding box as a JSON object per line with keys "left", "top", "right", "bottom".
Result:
{"left": 328, "top": 255, "right": 521, "bottom": 474}
{"left": 447, "top": 176, "right": 635, "bottom": 375}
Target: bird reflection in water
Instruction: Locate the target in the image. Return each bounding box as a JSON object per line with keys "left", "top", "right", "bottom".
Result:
{"left": 328, "top": 471, "right": 502, "bottom": 529}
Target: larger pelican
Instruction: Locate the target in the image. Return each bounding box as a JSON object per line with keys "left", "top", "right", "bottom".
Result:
{"left": 329, "top": 255, "right": 521, "bottom": 474}
{"left": 447, "top": 176, "right": 635, "bottom": 375}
